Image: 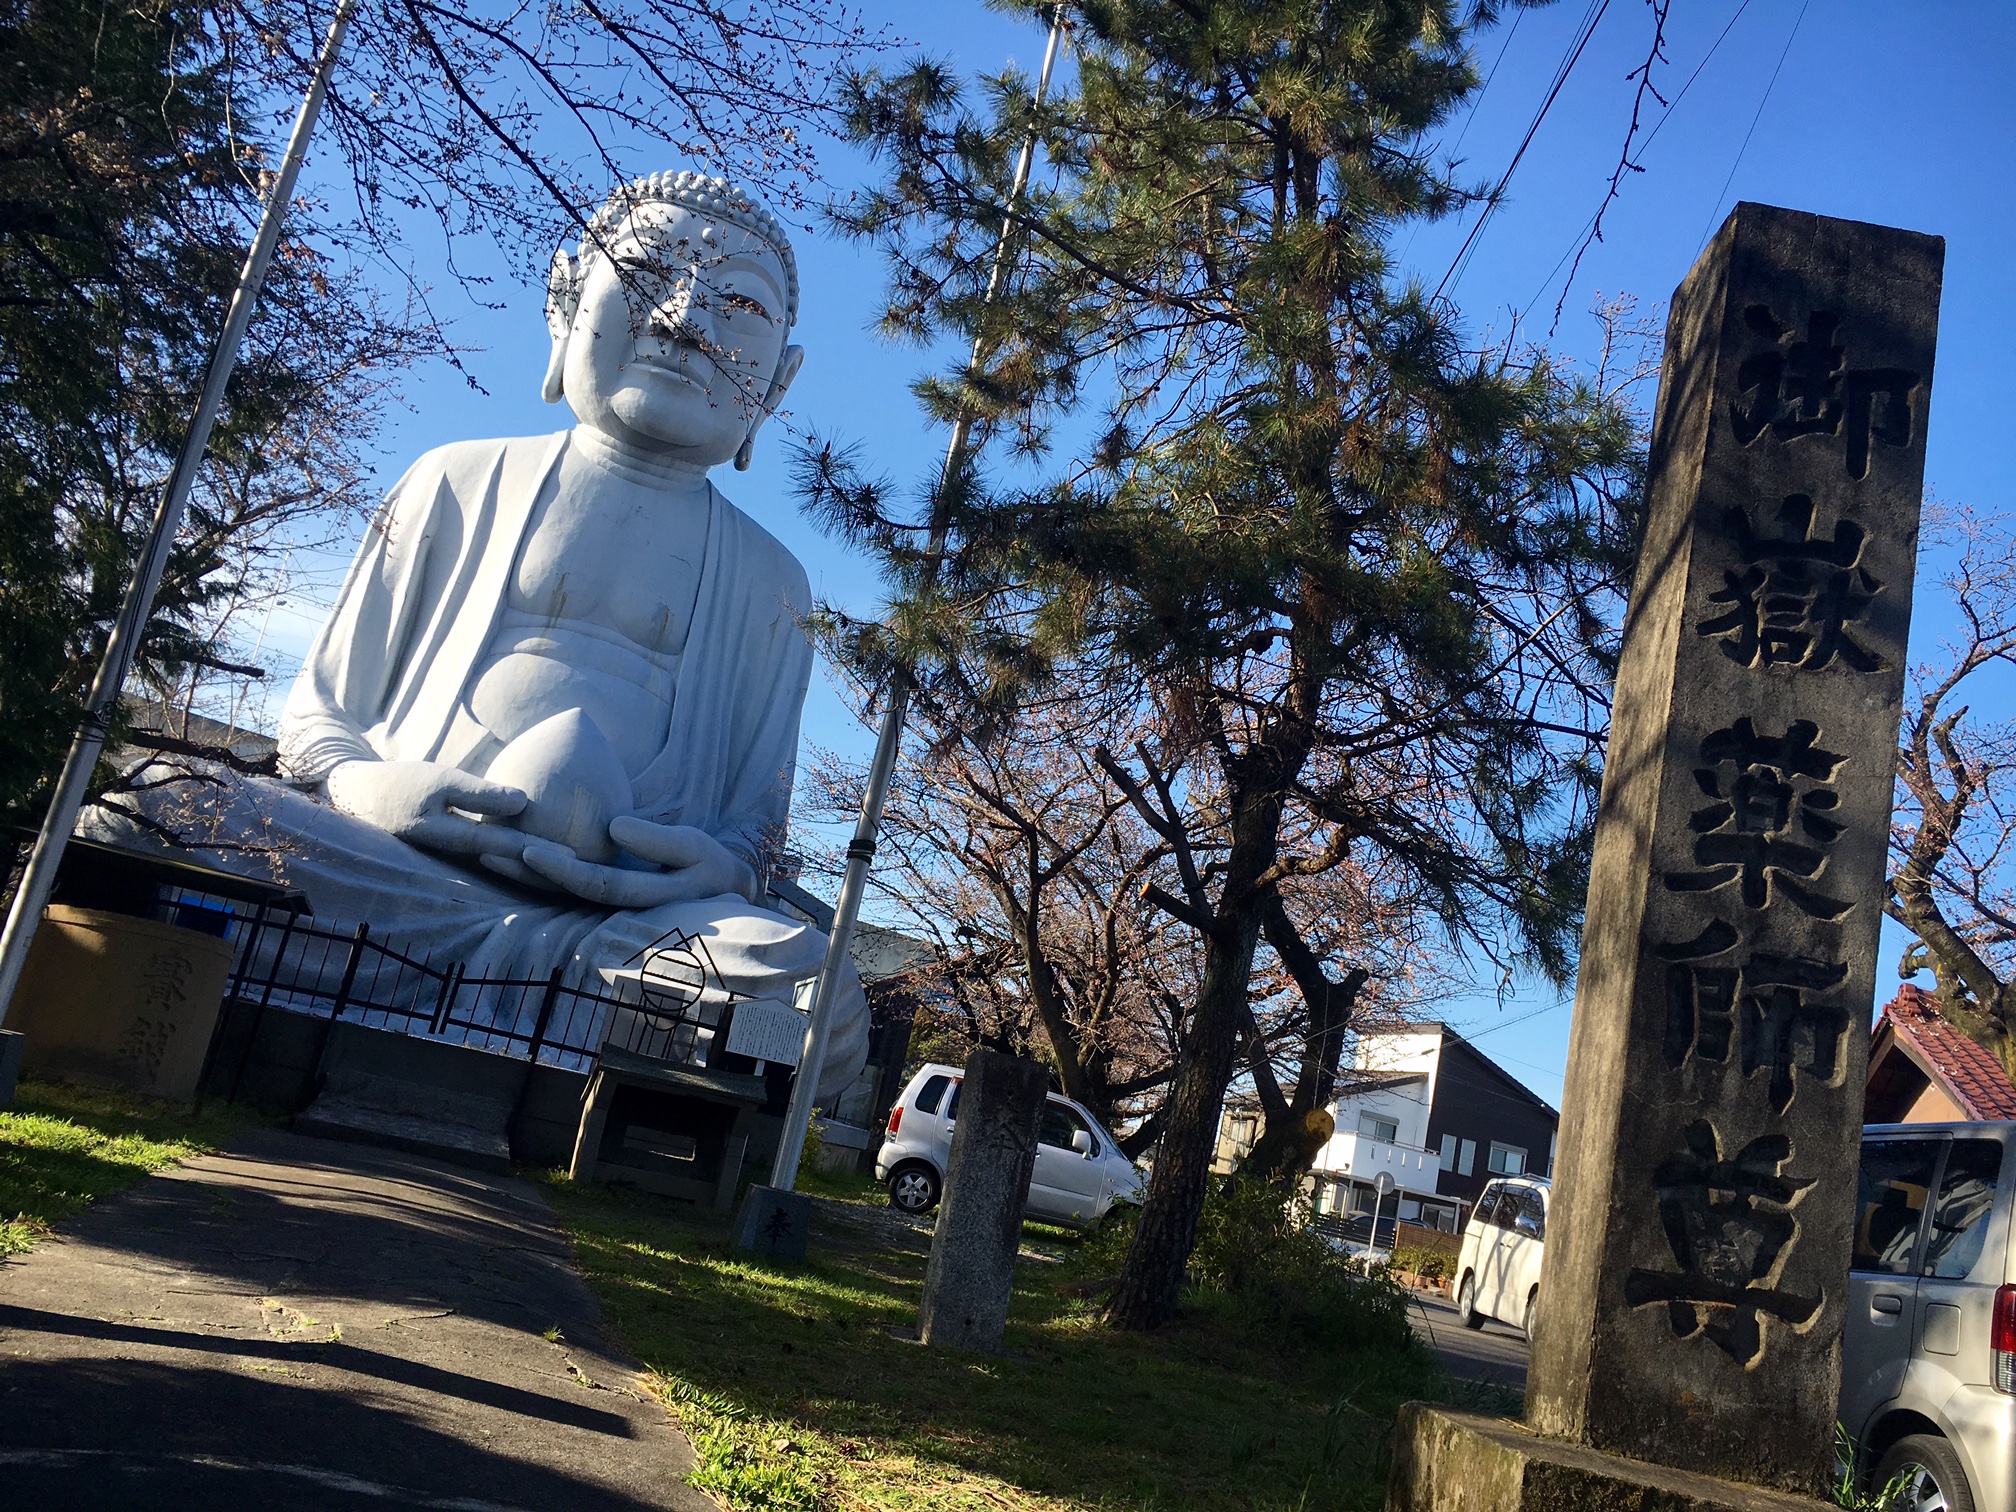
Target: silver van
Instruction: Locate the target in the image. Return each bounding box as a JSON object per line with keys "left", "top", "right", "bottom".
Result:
{"left": 873, "top": 1063, "right": 1146, "bottom": 1229}
{"left": 1847, "top": 1122, "right": 2016, "bottom": 1510}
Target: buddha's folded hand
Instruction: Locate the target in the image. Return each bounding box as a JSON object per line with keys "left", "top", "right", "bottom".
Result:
{"left": 325, "top": 759, "right": 529, "bottom": 856}
{"left": 490, "top": 815, "right": 758, "bottom": 908}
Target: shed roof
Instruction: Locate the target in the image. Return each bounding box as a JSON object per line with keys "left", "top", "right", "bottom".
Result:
{"left": 1872, "top": 985, "right": 2016, "bottom": 1121}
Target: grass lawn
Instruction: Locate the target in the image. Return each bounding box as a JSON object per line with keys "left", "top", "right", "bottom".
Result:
{"left": 0, "top": 1076, "right": 255, "bottom": 1254}
{"left": 545, "top": 1168, "right": 1506, "bottom": 1512}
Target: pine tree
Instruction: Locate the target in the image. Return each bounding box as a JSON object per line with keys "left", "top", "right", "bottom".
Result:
{"left": 811, "top": 0, "right": 1644, "bottom": 1327}
{"left": 0, "top": 0, "right": 415, "bottom": 819}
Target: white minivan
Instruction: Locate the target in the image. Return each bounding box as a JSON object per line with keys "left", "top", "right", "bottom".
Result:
{"left": 1454, "top": 1174, "right": 1549, "bottom": 1342}
{"left": 873, "top": 1063, "right": 1147, "bottom": 1229}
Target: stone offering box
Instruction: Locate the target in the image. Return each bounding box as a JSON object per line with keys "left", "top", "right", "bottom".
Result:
{"left": 2, "top": 834, "right": 307, "bottom": 1108}
{"left": 569, "top": 1046, "right": 770, "bottom": 1208}
{"left": 12, "top": 903, "right": 236, "bottom": 1104}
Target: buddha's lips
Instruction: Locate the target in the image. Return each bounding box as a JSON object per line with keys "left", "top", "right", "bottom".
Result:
{"left": 627, "top": 357, "right": 706, "bottom": 388}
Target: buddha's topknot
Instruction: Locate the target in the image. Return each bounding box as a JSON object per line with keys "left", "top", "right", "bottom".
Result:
{"left": 579, "top": 170, "right": 799, "bottom": 326}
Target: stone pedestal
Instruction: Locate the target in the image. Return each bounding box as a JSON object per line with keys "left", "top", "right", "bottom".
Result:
{"left": 1386, "top": 1407, "right": 1834, "bottom": 1512}
{"left": 572, "top": 1046, "right": 765, "bottom": 1208}
{"left": 0, "top": 1028, "right": 22, "bottom": 1107}
{"left": 918, "top": 1047, "right": 1047, "bottom": 1353}
{"left": 297, "top": 1069, "right": 517, "bottom": 1173}
{"left": 10, "top": 904, "right": 236, "bottom": 1104}
{"left": 1521, "top": 202, "right": 1943, "bottom": 1494}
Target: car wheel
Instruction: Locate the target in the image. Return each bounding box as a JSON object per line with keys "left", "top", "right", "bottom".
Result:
{"left": 1522, "top": 1288, "right": 1539, "bottom": 1345}
{"left": 1875, "top": 1433, "right": 1975, "bottom": 1512}
{"left": 1456, "top": 1271, "right": 1485, "bottom": 1330}
{"left": 887, "top": 1163, "right": 941, "bottom": 1216}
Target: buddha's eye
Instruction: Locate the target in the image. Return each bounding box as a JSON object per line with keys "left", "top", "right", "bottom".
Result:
{"left": 614, "top": 254, "right": 674, "bottom": 278}
{"left": 720, "top": 292, "right": 772, "bottom": 322}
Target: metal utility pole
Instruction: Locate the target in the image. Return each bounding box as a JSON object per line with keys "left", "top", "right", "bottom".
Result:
{"left": 0, "top": 0, "right": 359, "bottom": 1049}
{"left": 768, "top": 10, "right": 1069, "bottom": 1192}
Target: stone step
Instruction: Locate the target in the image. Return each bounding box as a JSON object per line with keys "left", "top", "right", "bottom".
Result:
{"left": 294, "top": 1068, "right": 515, "bottom": 1174}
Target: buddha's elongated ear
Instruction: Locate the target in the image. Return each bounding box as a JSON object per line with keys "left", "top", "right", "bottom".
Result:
{"left": 542, "top": 246, "right": 583, "bottom": 404}
{"left": 734, "top": 343, "right": 806, "bottom": 470}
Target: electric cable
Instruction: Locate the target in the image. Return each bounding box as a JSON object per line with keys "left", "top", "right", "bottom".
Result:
{"left": 1446, "top": 6, "right": 1529, "bottom": 163}
{"left": 1397, "top": 6, "right": 1527, "bottom": 267}
{"left": 1435, "top": 0, "right": 1613, "bottom": 301}
{"left": 1528, "top": 0, "right": 1752, "bottom": 327}
{"left": 1696, "top": 0, "right": 1809, "bottom": 251}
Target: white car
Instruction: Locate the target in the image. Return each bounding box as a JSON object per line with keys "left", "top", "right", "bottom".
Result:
{"left": 874, "top": 1063, "right": 1146, "bottom": 1229}
{"left": 1454, "top": 1174, "right": 1549, "bottom": 1342}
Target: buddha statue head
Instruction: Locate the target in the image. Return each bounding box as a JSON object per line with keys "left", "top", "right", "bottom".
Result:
{"left": 542, "top": 171, "right": 805, "bottom": 470}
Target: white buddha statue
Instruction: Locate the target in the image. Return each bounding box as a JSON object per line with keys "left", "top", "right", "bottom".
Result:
{"left": 95, "top": 171, "right": 868, "bottom": 1100}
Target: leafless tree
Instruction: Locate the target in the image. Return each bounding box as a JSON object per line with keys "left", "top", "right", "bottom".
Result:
{"left": 1888, "top": 500, "right": 2016, "bottom": 1074}
{"left": 218, "top": 0, "right": 886, "bottom": 295}
{"left": 801, "top": 684, "right": 1197, "bottom": 1155}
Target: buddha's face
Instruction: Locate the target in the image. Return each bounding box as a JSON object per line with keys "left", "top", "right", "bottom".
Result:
{"left": 558, "top": 202, "right": 800, "bottom": 464}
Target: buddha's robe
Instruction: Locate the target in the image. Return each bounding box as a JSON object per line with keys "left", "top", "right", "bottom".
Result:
{"left": 90, "top": 430, "right": 869, "bottom": 1101}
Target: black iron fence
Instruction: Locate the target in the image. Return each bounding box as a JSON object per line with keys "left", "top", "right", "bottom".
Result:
{"left": 212, "top": 903, "right": 761, "bottom": 1103}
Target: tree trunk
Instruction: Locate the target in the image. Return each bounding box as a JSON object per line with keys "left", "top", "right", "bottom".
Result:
{"left": 1105, "top": 909, "right": 1260, "bottom": 1329}
{"left": 1888, "top": 880, "right": 2013, "bottom": 1071}
{"left": 1240, "top": 901, "right": 1367, "bottom": 1179}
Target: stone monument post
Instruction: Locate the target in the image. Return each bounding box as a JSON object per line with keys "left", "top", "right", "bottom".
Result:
{"left": 1390, "top": 202, "right": 1944, "bottom": 1508}
{"left": 918, "top": 1047, "right": 1048, "bottom": 1354}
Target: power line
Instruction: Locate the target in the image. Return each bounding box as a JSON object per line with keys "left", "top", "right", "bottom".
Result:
{"left": 1525, "top": 0, "right": 1753, "bottom": 324}
{"left": 1435, "top": 0, "right": 1613, "bottom": 301}
{"left": 1446, "top": 7, "right": 1529, "bottom": 163}
{"left": 1697, "top": 0, "right": 1809, "bottom": 251}
{"left": 1397, "top": 7, "right": 1528, "bottom": 268}
{"left": 1456, "top": 995, "right": 1570, "bottom": 1042}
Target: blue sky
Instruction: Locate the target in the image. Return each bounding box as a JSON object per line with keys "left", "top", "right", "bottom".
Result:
{"left": 261, "top": 1, "right": 2016, "bottom": 1111}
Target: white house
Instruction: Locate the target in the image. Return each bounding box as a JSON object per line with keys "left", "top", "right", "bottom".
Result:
{"left": 1217, "top": 1024, "right": 1560, "bottom": 1234}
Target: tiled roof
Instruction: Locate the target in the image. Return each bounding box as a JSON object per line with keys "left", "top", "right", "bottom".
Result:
{"left": 1881, "top": 985, "right": 2016, "bottom": 1120}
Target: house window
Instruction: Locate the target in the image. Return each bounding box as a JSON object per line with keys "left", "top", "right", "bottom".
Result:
{"left": 1439, "top": 1133, "right": 1457, "bottom": 1170}
{"left": 1358, "top": 1113, "right": 1399, "bottom": 1144}
{"left": 1488, "top": 1142, "right": 1527, "bottom": 1176}
{"left": 1458, "top": 1139, "right": 1476, "bottom": 1177}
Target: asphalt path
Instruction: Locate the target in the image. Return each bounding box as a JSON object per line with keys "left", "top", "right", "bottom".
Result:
{"left": 1406, "top": 1288, "right": 1531, "bottom": 1391}
{"left": 0, "top": 1126, "right": 706, "bottom": 1512}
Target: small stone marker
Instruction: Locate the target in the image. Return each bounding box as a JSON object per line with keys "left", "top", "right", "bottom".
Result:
{"left": 733, "top": 1183, "right": 811, "bottom": 1262}
{"left": 918, "top": 1047, "right": 1047, "bottom": 1354}
{"left": 1520, "top": 204, "right": 1944, "bottom": 1492}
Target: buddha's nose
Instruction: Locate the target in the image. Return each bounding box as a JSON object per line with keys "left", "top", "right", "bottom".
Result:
{"left": 648, "top": 285, "right": 705, "bottom": 347}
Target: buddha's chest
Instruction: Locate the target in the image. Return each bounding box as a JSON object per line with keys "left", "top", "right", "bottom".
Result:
{"left": 506, "top": 474, "right": 706, "bottom": 654}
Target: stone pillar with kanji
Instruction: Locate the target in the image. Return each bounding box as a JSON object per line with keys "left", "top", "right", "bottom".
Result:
{"left": 1511, "top": 204, "right": 1944, "bottom": 1494}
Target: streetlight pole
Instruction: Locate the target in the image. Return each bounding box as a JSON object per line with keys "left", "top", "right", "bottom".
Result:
{"left": 0, "top": 0, "right": 359, "bottom": 1067}
{"left": 766, "top": 9, "right": 1070, "bottom": 1193}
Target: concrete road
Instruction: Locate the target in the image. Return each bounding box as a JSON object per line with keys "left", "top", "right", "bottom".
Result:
{"left": 1407, "top": 1288, "right": 1531, "bottom": 1391}
{"left": 0, "top": 1127, "right": 706, "bottom": 1512}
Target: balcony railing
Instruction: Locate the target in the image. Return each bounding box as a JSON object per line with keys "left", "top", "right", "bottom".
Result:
{"left": 1312, "top": 1129, "right": 1443, "bottom": 1198}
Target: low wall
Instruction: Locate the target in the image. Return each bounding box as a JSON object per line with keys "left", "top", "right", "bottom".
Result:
{"left": 205, "top": 997, "right": 590, "bottom": 1168}
{"left": 205, "top": 997, "right": 797, "bottom": 1178}
{"left": 1393, "top": 1220, "right": 1461, "bottom": 1256}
